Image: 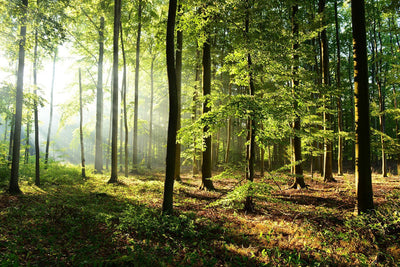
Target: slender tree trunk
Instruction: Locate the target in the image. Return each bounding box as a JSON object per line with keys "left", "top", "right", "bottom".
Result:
{"left": 225, "top": 82, "right": 232, "bottom": 163}
{"left": 290, "top": 4, "right": 306, "bottom": 189}
{"left": 192, "top": 48, "right": 200, "bottom": 176}
{"left": 147, "top": 55, "right": 155, "bottom": 169}
{"left": 244, "top": 0, "right": 255, "bottom": 211}
{"left": 132, "top": 0, "right": 142, "bottom": 172}
{"left": 95, "top": 17, "right": 104, "bottom": 174}
{"left": 8, "top": 115, "right": 14, "bottom": 165}
{"left": 319, "top": 0, "right": 335, "bottom": 182}
{"left": 79, "top": 69, "right": 86, "bottom": 178}
{"left": 174, "top": 5, "right": 182, "bottom": 181}
{"left": 108, "top": 0, "right": 121, "bottom": 184}
{"left": 120, "top": 22, "right": 128, "bottom": 177}
{"left": 375, "top": 13, "right": 387, "bottom": 177}
{"left": 33, "top": 27, "right": 40, "bottom": 186}
{"left": 335, "top": 0, "right": 343, "bottom": 176}
{"left": 351, "top": 0, "right": 374, "bottom": 214}
{"left": 24, "top": 112, "right": 30, "bottom": 164}
{"left": 45, "top": 50, "right": 57, "bottom": 168}
{"left": 162, "top": 0, "right": 178, "bottom": 215}
{"left": 9, "top": 0, "right": 28, "bottom": 194}
{"left": 200, "top": 34, "right": 215, "bottom": 191}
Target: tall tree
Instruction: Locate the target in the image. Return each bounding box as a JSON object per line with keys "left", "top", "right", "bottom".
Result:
{"left": 132, "top": 0, "right": 143, "bottom": 172}
{"left": 335, "top": 0, "right": 343, "bottom": 176}
{"left": 9, "top": 0, "right": 28, "bottom": 194}
{"left": 79, "top": 68, "right": 86, "bottom": 178}
{"left": 120, "top": 22, "right": 128, "bottom": 177}
{"left": 95, "top": 16, "right": 105, "bottom": 174}
{"left": 33, "top": 21, "right": 40, "bottom": 186}
{"left": 162, "top": 0, "right": 178, "bottom": 214}
{"left": 147, "top": 53, "right": 155, "bottom": 169}
{"left": 174, "top": 3, "right": 182, "bottom": 182}
{"left": 108, "top": 0, "right": 121, "bottom": 184}
{"left": 45, "top": 49, "right": 57, "bottom": 168}
{"left": 244, "top": 0, "right": 255, "bottom": 211}
{"left": 351, "top": 0, "right": 374, "bottom": 214}
{"left": 290, "top": 3, "right": 306, "bottom": 189}
{"left": 200, "top": 35, "right": 215, "bottom": 191}
{"left": 319, "top": 0, "right": 335, "bottom": 182}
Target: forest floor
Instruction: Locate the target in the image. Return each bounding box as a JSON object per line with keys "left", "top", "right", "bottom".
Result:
{"left": 1, "top": 163, "right": 400, "bottom": 266}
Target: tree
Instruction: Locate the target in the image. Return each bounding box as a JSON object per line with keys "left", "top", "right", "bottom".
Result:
{"left": 108, "top": 0, "right": 121, "bottom": 184}
{"left": 95, "top": 16, "right": 105, "bottom": 174}
{"left": 319, "top": 0, "right": 335, "bottom": 182}
{"left": 200, "top": 35, "right": 215, "bottom": 191}
{"left": 335, "top": 0, "right": 343, "bottom": 176}
{"left": 162, "top": 0, "right": 178, "bottom": 214}
{"left": 290, "top": 3, "right": 306, "bottom": 189}
{"left": 174, "top": 3, "right": 183, "bottom": 182}
{"left": 79, "top": 68, "right": 86, "bottom": 178}
{"left": 45, "top": 50, "right": 57, "bottom": 168}
{"left": 351, "top": 0, "right": 374, "bottom": 214}
{"left": 120, "top": 22, "right": 128, "bottom": 177}
{"left": 132, "top": 0, "right": 143, "bottom": 172}
{"left": 9, "top": 0, "right": 28, "bottom": 194}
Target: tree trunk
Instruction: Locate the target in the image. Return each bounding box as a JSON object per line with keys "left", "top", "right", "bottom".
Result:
{"left": 162, "top": 0, "right": 178, "bottom": 215}
{"left": 147, "top": 55, "right": 155, "bottom": 170}
{"left": 192, "top": 48, "right": 201, "bottom": 176}
{"left": 24, "top": 112, "right": 30, "bottom": 164}
{"left": 200, "top": 36, "right": 215, "bottom": 191}
{"left": 120, "top": 22, "right": 128, "bottom": 177}
{"left": 351, "top": 0, "right": 374, "bottom": 214}
{"left": 335, "top": 0, "right": 343, "bottom": 176}
{"left": 174, "top": 5, "right": 182, "bottom": 181}
{"left": 108, "top": 0, "right": 121, "bottom": 184}
{"left": 225, "top": 82, "right": 232, "bottom": 164}
{"left": 45, "top": 49, "right": 57, "bottom": 168}
{"left": 290, "top": 4, "right": 306, "bottom": 189}
{"left": 95, "top": 17, "right": 104, "bottom": 174}
{"left": 132, "top": 0, "right": 142, "bottom": 172}
{"left": 319, "top": 0, "right": 335, "bottom": 183}
{"left": 9, "top": 0, "right": 28, "bottom": 194}
{"left": 33, "top": 26, "right": 40, "bottom": 186}
{"left": 79, "top": 69, "right": 86, "bottom": 178}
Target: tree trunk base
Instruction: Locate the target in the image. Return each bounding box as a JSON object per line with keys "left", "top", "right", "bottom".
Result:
{"left": 199, "top": 181, "right": 215, "bottom": 191}
{"left": 175, "top": 175, "right": 182, "bottom": 182}
{"left": 324, "top": 176, "right": 337, "bottom": 182}
{"left": 244, "top": 196, "right": 255, "bottom": 213}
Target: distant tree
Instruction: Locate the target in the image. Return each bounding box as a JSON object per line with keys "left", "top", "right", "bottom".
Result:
{"left": 9, "top": 0, "right": 28, "bottom": 194}
{"left": 162, "top": 0, "right": 178, "bottom": 214}
{"left": 79, "top": 69, "right": 86, "bottom": 178}
{"left": 132, "top": 0, "right": 143, "bottom": 172}
{"left": 45, "top": 50, "right": 57, "bottom": 168}
{"left": 290, "top": 3, "right": 306, "bottom": 189}
{"left": 95, "top": 16, "right": 105, "bottom": 174}
{"left": 108, "top": 0, "right": 121, "bottom": 184}
{"left": 200, "top": 35, "right": 215, "bottom": 191}
{"left": 335, "top": 0, "right": 343, "bottom": 176}
{"left": 351, "top": 0, "right": 374, "bottom": 214}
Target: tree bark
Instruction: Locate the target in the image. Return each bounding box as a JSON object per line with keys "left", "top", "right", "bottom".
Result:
{"left": 319, "top": 0, "right": 335, "bottom": 183}
{"left": 174, "top": 5, "right": 182, "bottom": 181}
{"left": 45, "top": 49, "right": 57, "bottom": 168}
{"left": 162, "top": 0, "right": 178, "bottom": 214}
{"left": 132, "top": 0, "right": 142, "bottom": 172}
{"left": 79, "top": 69, "right": 86, "bottom": 178}
{"left": 120, "top": 22, "right": 128, "bottom": 177}
{"left": 200, "top": 35, "right": 215, "bottom": 191}
{"left": 335, "top": 0, "right": 343, "bottom": 176}
{"left": 147, "top": 55, "right": 155, "bottom": 170}
{"left": 33, "top": 25, "right": 40, "bottom": 186}
{"left": 192, "top": 48, "right": 201, "bottom": 176}
{"left": 290, "top": 4, "right": 306, "bottom": 189}
{"left": 9, "top": 0, "right": 28, "bottom": 194}
{"left": 95, "top": 17, "right": 104, "bottom": 174}
{"left": 351, "top": 0, "right": 374, "bottom": 214}
{"left": 108, "top": 0, "right": 121, "bottom": 184}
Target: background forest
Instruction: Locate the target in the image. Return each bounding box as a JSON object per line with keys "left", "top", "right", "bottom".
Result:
{"left": 1, "top": 0, "right": 400, "bottom": 265}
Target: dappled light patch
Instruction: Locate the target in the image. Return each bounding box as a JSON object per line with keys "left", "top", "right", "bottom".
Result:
{"left": 1, "top": 167, "right": 400, "bottom": 265}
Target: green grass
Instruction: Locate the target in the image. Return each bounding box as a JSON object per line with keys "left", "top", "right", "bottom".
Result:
{"left": 1, "top": 163, "right": 400, "bottom": 266}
